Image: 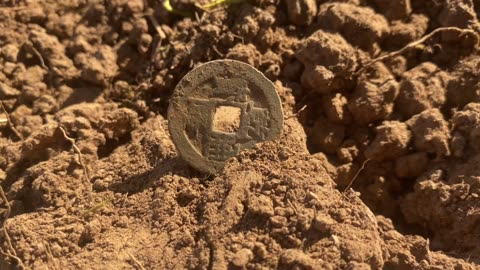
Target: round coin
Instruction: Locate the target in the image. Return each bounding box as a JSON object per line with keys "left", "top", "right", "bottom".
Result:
{"left": 168, "top": 60, "right": 284, "bottom": 174}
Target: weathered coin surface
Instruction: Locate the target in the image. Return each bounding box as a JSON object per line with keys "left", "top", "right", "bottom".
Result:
{"left": 168, "top": 60, "right": 283, "bottom": 174}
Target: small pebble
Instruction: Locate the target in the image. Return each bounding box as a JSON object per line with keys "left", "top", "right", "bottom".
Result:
{"left": 231, "top": 248, "right": 254, "bottom": 267}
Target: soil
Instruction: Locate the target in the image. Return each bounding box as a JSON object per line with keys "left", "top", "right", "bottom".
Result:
{"left": 0, "top": 0, "right": 480, "bottom": 269}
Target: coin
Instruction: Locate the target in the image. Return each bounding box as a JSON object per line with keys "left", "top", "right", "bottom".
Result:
{"left": 168, "top": 60, "right": 284, "bottom": 174}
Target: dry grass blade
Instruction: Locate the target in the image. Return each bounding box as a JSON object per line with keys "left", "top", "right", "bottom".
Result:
{"left": 285, "top": 104, "right": 307, "bottom": 120}
{"left": 59, "top": 126, "right": 90, "bottom": 182}
{"left": 356, "top": 27, "right": 479, "bottom": 76}
{"left": 147, "top": 13, "right": 168, "bottom": 59}
{"left": 0, "top": 118, "right": 7, "bottom": 124}
{"left": 147, "top": 14, "right": 166, "bottom": 40}
{"left": 343, "top": 159, "right": 370, "bottom": 192}
{"left": 81, "top": 197, "right": 112, "bottom": 217}
{"left": 128, "top": 252, "right": 146, "bottom": 270}
{"left": 27, "top": 43, "right": 48, "bottom": 70}
{"left": 45, "top": 242, "right": 60, "bottom": 270}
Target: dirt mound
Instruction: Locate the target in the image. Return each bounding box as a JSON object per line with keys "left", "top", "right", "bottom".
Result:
{"left": 1, "top": 0, "right": 480, "bottom": 269}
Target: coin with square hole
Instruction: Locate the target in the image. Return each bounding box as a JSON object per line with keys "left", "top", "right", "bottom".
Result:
{"left": 168, "top": 60, "right": 284, "bottom": 174}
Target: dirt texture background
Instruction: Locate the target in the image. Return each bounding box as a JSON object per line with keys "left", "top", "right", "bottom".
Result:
{"left": 1, "top": 0, "right": 480, "bottom": 269}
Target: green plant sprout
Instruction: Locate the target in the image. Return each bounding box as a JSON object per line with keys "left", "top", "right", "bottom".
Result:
{"left": 162, "top": 0, "right": 246, "bottom": 16}
{"left": 198, "top": 0, "right": 246, "bottom": 10}
{"left": 81, "top": 197, "right": 113, "bottom": 217}
{"left": 163, "top": 0, "right": 194, "bottom": 17}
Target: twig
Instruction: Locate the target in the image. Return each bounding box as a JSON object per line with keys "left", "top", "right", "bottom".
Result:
{"left": 231, "top": 33, "right": 245, "bottom": 44}
{"left": 59, "top": 126, "right": 90, "bottom": 182}
{"left": 0, "top": 101, "right": 23, "bottom": 141}
{"left": 45, "top": 242, "right": 59, "bottom": 270}
{"left": 0, "top": 186, "right": 25, "bottom": 270}
{"left": 285, "top": 104, "right": 307, "bottom": 120}
{"left": 113, "top": 37, "right": 129, "bottom": 52}
{"left": 286, "top": 199, "right": 298, "bottom": 215}
{"left": 128, "top": 252, "right": 146, "bottom": 270}
{"left": 0, "top": 186, "right": 11, "bottom": 220}
{"left": 147, "top": 14, "right": 166, "bottom": 41}
{"left": 28, "top": 43, "right": 48, "bottom": 70}
{"left": 146, "top": 14, "right": 168, "bottom": 60}
{"left": 343, "top": 159, "right": 370, "bottom": 192}
{"left": 1, "top": 189, "right": 15, "bottom": 256}
{"left": 0, "top": 249, "right": 25, "bottom": 270}
{"left": 355, "top": 27, "right": 479, "bottom": 76}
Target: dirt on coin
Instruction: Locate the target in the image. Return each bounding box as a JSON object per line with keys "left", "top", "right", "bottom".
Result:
{"left": 0, "top": 0, "right": 480, "bottom": 269}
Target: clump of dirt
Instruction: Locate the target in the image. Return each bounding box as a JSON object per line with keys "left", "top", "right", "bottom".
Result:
{"left": 1, "top": 0, "right": 480, "bottom": 269}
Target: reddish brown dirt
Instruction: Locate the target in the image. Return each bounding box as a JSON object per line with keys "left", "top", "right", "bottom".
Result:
{"left": 1, "top": 0, "right": 480, "bottom": 269}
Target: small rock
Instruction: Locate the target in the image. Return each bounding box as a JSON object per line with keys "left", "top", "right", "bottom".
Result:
{"left": 0, "top": 82, "right": 20, "bottom": 99}
{"left": 32, "top": 95, "right": 58, "bottom": 114}
{"left": 312, "top": 213, "right": 336, "bottom": 233}
{"left": 126, "top": 0, "right": 145, "bottom": 14}
{"left": 309, "top": 116, "right": 345, "bottom": 153}
{"left": 348, "top": 63, "right": 399, "bottom": 124}
{"left": 278, "top": 149, "right": 289, "bottom": 160}
{"left": 231, "top": 248, "right": 253, "bottom": 267}
{"left": 270, "top": 216, "right": 288, "bottom": 227}
{"left": 279, "top": 249, "right": 320, "bottom": 269}
{"left": 80, "top": 219, "right": 102, "bottom": 245}
{"left": 407, "top": 109, "right": 451, "bottom": 157}
{"left": 253, "top": 242, "right": 268, "bottom": 259}
{"left": 75, "top": 45, "right": 118, "bottom": 86}
{"left": 318, "top": 3, "right": 389, "bottom": 50}
{"left": 337, "top": 140, "right": 359, "bottom": 163}
{"left": 137, "top": 33, "right": 152, "bottom": 55}
{"left": 275, "top": 207, "right": 295, "bottom": 217}
{"left": 321, "top": 93, "right": 352, "bottom": 124}
{"left": 0, "top": 169, "right": 6, "bottom": 181}
{"left": 285, "top": 0, "right": 317, "bottom": 26}
{"left": 29, "top": 30, "right": 78, "bottom": 79}
{"left": 345, "top": 261, "right": 372, "bottom": 270}
{"left": 365, "top": 121, "right": 412, "bottom": 161}
{"left": 1, "top": 44, "right": 19, "bottom": 62}
{"left": 372, "top": 0, "right": 411, "bottom": 20}
{"left": 248, "top": 194, "right": 274, "bottom": 217}
{"left": 296, "top": 30, "right": 358, "bottom": 94}
{"left": 396, "top": 62, "right": 449, "bottom": 118}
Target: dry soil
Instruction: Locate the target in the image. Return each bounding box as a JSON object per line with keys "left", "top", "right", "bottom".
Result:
{"left": 1, "top": 0, "right": 480, "bottom": 269}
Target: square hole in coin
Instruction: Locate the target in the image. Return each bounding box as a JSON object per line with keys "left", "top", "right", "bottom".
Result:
{"left": 213, "top": 106, "right": 241, "bottom": 133}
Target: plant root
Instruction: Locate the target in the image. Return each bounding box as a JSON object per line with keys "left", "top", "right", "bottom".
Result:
{"left": 59, "top": 126, "right": 90, "bottom": 183}
{"left": 0, "top": 101, "right": 23, "bottom": 141}
{"left": 343, "top": 159, "right": 370, "bottom": 192}
{"left": 0, "top": 186, "right": 25, "bottom": 270}
{"left": 355, "top": 27, "right": 479, "bottom": 76}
